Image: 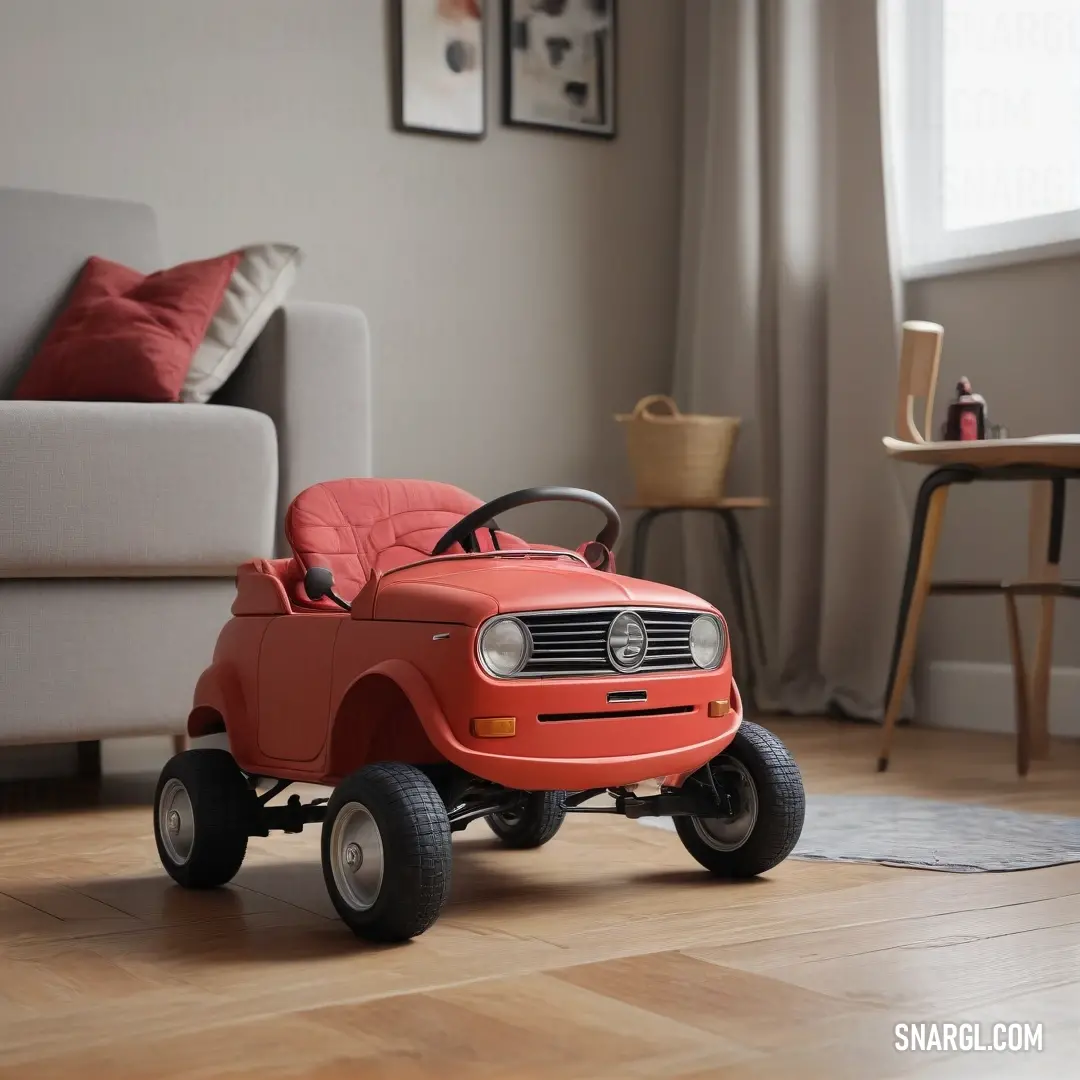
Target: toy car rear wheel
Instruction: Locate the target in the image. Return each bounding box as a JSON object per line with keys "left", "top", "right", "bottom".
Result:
{"left": 486, "top": 791, "right": 567, "bottom": 849}
{"left": 153, "top": 749, "right": 252, "bottom": 889}
{"left": 674, "top": 721, "right": 805, "bottom": 878}
{"left": 322, "top": 762, "right": 452, "bottom": 943}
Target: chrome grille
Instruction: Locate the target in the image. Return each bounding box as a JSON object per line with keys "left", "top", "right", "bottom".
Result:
{"left": 514, "top": 608, "right": 701, "bottom": 678}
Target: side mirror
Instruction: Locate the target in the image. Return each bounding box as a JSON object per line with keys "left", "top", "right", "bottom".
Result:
{"left": 304, "top": 566, "right": 350, "bottom": 611}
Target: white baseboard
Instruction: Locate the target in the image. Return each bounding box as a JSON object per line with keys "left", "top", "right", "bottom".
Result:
{"left": 925, "top": 661, "right": 1080, "bottom": 738}
{"left": 51, "top": 663, "right": 1080, "bottom": 774}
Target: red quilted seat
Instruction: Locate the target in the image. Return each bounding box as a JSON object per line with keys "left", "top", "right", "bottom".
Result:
{"left": 282, "top": 478, "right": 529, "bottom": 607}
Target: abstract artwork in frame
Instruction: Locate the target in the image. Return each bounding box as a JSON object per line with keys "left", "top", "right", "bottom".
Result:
{"left": 392, "top": 0, "right": 487, "bottom": 139}
{"left": 502, "top": 0, "right": 616, "bottom": 138}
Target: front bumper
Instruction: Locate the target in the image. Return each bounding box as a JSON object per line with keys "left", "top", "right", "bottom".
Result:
{"left": 426, "top": 662, "right": 743, "bottom": 790}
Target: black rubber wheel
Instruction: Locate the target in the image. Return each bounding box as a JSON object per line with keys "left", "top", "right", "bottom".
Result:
{"left": 321, "top": 762, "right": 452, "bottom": 943}
{"left": 153, "top": 749, "right": 254, "bottom": 889}
{"left": 485, "top": 791, "right": 567, "bottom": 849}
{"left": 674, "top": 721, "right": 805, "bottom": 878}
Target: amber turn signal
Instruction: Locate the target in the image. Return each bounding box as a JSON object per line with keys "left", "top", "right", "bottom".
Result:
{"left": 708, "top": 699, "right": 729, "bottom": 718}
{"left": 470, "top": 716, "right": 516, "bottom": 738}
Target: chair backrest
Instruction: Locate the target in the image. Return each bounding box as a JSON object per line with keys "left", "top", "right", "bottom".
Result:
{"left": 0, "top": 187, "right": 162, "bottom": 397}
{"left": 284, "top": 477, "right": 526, "bottom": 603}
{"left": 894, "top": 320, "right": 945, "bottom": 443}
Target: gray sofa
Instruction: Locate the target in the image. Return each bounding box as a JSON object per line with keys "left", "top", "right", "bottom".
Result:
{"left": 0, "top": 186, "right": 372, "bottom": 760}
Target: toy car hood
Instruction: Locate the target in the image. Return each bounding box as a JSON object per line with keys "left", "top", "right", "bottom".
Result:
{"left": 363, "top": 555, "right": 717, "bottom": 626}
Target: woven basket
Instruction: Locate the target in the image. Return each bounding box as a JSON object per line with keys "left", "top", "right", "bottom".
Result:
{"left": 615, "top": 395, "right": 741, "bottom": 505}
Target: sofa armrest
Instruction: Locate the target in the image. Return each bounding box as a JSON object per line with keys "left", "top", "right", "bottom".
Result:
{"left": 0, "top": 401, "right": 276, "bottom": 575}
{"left": 216, "top": 301, "right": 373, "bottom": 555}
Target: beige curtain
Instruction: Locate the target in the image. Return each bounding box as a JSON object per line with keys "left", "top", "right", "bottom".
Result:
{"left": 672, "top": 0, "right": 911, "bottom": 719}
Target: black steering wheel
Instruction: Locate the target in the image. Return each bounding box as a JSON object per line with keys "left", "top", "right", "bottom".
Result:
{"left": 430, "top": 486, "right": 621, "bottom": 558}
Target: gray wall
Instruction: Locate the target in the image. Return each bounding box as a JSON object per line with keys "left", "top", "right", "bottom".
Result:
{"left": 9, "top": 0, "right": 1065, "bottom": 745}
{"left": 905, "top": 259, "right": 1080, "bottom": 732}
{"left": 0, "top": 0, "right": 685, "bottom": 777}
{"left": 0, "top": 0, "right": 685, "bottom": 551}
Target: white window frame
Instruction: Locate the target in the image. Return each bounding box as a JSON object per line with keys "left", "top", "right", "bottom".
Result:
{"left": 891, "top": 0, "right": 1080, "bottom": 280}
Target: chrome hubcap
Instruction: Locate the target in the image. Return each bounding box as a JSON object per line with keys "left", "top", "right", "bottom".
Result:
{"left": 693, "top": 757, "right": 759, "bottom": 851}
{"left": 158, "top": 778, "right": 195, "bottom": 865}
{"left": 330, "top": 803, "right": 384, "bottom": 912}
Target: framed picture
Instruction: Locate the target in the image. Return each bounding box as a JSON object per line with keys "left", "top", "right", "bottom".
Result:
{"left": 501, "top": 0, "right": 617, "bottom": 138}
{"left": 392, "top": 0, "right": 487, "bottom": 139}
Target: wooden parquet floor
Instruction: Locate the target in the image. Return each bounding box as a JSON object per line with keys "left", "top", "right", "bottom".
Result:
{"left": 1, "top": 718, "right": 1079, "bottom": 1079}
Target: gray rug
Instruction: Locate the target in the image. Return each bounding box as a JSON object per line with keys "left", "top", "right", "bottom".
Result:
{"left": 638, "top": 794, "right": 1080, "bottom": 872}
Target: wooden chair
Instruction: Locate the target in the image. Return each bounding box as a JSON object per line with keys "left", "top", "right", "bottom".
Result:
{"left": 878, "top": 321, "right": 1080, "bottom": 775}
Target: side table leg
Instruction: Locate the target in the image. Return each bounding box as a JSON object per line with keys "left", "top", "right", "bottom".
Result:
{"left": 878, "top": 482, "right": 951, "bottom": 771}
{"left": 630, "top": 510, "right": 660, "bottom": 579}
{"left": 715, "top": 511, "right": 756, "bottom": 712}
{"left": 720, "top": 509, "right": 768, "bottom": 665}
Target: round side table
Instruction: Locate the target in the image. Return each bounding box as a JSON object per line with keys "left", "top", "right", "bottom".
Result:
{"left": 626, "top": 497, "right": 769, "bottom": 712}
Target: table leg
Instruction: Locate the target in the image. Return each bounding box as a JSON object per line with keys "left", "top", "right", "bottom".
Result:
{"left": 878, "top": 481, "right": 952, "bottom": 771}
{"left": 1025, "top": 479, "right": 1065, "bottom": 760}
{"left": 719, "top": 509, "right": 768, "bottom": 665}
{"left": 630, "top": 510, "right": 661, "bottom": 579}
{"left": 882, "top": 467, "right": 972, "bottom": 717}
{"left": 714, "top": 511, "right": 756, "bottom": 711}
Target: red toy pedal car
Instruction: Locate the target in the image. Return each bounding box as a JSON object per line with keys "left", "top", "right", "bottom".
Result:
{"left": 154, "top": 479, "right": 805, "bottom": 942}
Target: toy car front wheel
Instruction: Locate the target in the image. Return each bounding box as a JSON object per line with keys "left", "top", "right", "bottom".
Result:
{"left": 486, "top": 791, "right": 567, "bottom": 849}
{"left": 154, "top": 749, "right": 253, "bottom": 889}
{"left": 674, "top": 721, "right": 805, "bottom": 878}
{"left": 322, "top": 762, "right": 452, "bottom": 943}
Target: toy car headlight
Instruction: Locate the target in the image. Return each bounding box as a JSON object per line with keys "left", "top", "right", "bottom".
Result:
{"left": 689, "top": 614, "right": 724, "bottom": 670}
{"left": 477, "top": 617, "right": 531, "bottom": 677}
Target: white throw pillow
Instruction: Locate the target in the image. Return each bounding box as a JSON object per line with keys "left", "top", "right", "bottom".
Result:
{"left": 181, "top": 242, "right": 303, "bottom": 403}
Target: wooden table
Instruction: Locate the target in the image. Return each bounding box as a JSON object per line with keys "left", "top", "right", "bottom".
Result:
{"left": 878, "top": 434, "right": 1080, "bottom": 773}
{"left": 626, "top": 497, "right": 769, "bottom": 712}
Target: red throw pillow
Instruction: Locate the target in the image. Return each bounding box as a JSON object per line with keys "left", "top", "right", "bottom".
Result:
{"left": 14, "top": 251, "right": 242, "bottom": 402}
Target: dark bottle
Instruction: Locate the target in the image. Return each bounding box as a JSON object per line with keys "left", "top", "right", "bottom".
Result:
{"left": 943, "top": 376, "right": 986, "bottom": 441}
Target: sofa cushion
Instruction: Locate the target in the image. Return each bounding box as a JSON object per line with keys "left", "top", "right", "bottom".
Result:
{"left": 0, "top": 401, "right": 277, "bottom": 575}
{"left": 12, "top": 252, "right": 241, "bottom": 403}
{"left": 181, "top": 243, "right": 303, "bottom": 404}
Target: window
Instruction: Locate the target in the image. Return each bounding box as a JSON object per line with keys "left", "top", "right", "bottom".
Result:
{"left": 886, "top": 0, "right": 1080, "bottom": 277}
